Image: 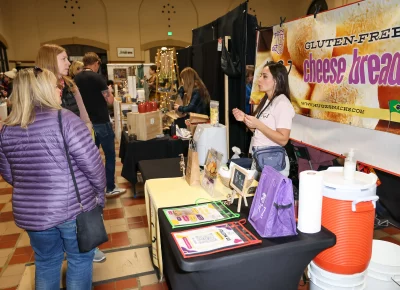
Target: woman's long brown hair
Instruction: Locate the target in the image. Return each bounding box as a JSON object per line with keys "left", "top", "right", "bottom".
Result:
{"left": 253, "top": 62, "right": 290, "bottom": 116}
{"left": 180, "top": 67, "right": 210, "bottom": 105}
{"left": 36, "top": 44, "right": 76, "bottom": 93}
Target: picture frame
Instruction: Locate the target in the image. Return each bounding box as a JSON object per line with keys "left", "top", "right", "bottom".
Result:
{"left": 117, "top": 47, "right": 135, "bottom": 58}
{"left": 113, "top": 68, "right": 127, "bottom": 82}
{"left": 201, "top": 148, "right": 223, "bottom": 197}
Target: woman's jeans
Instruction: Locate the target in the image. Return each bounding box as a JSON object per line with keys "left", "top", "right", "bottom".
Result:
{"left": 27, "top": 220, "right": 95, "bottom": 290}
{"left": 93, "top": 122, "right": 116, "bottom": 191}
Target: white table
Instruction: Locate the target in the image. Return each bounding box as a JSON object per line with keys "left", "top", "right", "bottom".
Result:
{"left": 144, "top": 176, "right": 257, "bottom": 278}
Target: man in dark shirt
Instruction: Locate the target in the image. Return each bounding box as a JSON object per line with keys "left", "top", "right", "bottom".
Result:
{"left": 75, "top": 52, "right": 126, "bottom": 197}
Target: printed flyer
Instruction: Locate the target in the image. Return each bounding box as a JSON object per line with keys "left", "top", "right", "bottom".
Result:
{"left": 163, "top": 201, "right": 239, "bottom": 228}
{"left": 172, "top": 221, "right": 261, "bottom": 258}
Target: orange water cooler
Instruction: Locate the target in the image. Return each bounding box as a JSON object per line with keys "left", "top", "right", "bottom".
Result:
{"left": 314, "top": 167, "right": 378, "bottom": 275}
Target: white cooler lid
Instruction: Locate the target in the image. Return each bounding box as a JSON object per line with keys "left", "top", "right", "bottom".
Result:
{"left": 321, "top": 167, "right": 378, "bottom": 200}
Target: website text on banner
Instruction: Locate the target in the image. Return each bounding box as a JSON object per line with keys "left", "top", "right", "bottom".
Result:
{"left": 250, "top": 0, "right": 400, "bottom": 136}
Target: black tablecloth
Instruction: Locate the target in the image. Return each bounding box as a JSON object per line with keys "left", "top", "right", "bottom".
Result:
{"left": 138, "top": 158, "right": 187, "bottom": 183}
{"left": 119, "top": 132, "right": 189, "bottom": 184}
{"left": 159, "top": 198, "right": 336, "bottom": 290}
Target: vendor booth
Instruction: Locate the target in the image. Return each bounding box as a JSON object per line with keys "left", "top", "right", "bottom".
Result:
{"left": 116, "top": 1, "right": 400, "bottom": 290}
{"left": 177, "top": 2, "right": 258, "bottom": 155}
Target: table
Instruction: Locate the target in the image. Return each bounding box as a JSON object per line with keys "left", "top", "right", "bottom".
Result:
{"left": 138, "top": 157, "right": 186, "bottom": 183}
{"left": 159, "top": 198, "right": 336, "bottom": 290}
{"left": 119, "top": 131, "right": 189, "bottom": 194}
{"left": 145, "top": 177, "right": 235, "bottom": 277}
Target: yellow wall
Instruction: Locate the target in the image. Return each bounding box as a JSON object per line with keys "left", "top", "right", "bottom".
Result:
{"left": 0, "top": 1, "right": 17, "bottom": 61}
{"left": 1, "top": 0, "right": 360, "bottom": 65}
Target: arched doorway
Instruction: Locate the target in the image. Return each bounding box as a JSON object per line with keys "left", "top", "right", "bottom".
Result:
{"left": 149, "top": 46, "right": 184, "bottom": 63}
{"left": 62, "top": 44, "right": 108, "bottom": 78}
{"left": 0, "top": 41, "right": 9, "bottom": 73}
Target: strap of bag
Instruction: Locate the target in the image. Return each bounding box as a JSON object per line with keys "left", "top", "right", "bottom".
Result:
{"left": 58, "top": 110, "right": 83, "bottom": 210}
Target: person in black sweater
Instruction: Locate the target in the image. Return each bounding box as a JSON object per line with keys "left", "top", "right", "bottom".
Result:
{"left": 173, "top": 67, "right": 210, "bottom": 116}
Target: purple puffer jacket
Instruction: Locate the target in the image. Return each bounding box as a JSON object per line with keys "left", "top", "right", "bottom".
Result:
{"left": 0, "top": 108, "right": 106, "bottom": 231}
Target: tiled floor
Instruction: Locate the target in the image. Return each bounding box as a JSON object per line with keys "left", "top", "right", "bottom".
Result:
{"left": 0, "top": 142, "right": 399, "bottom": 290}
{"left": 0, "top": 143, "right": 168, "bottom": 290}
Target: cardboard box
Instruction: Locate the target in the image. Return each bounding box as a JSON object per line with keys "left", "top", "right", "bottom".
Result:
{"left": 189, "top": 113, "right": 209, "bottom": 124}
{"left": 127, "top": 111, "right": 163, "bottom": 141}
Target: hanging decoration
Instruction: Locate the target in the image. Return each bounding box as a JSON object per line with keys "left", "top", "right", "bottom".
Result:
{"left": 154, "top": 47, "right": 181, "bottom": 129}
{"left": 63, "top": 0, "right": 81, "bottom": 25}
{"left": 161, "top": 3, "right": 177, "bottom": 30}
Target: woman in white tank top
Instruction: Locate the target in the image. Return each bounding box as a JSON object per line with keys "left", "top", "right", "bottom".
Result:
{"left": 233, "top": 61, "right": 295, "bottom": 177}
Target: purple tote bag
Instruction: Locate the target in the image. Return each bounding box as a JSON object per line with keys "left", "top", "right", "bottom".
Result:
{"left": 249, "top": 166, "right": 297, "bottom": 238}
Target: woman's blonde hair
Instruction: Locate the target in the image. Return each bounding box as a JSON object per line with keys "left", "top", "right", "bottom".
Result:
{"left": 69, "top": 60, "right": 83, "bottom": 79}
{"left": 3, "top": 68, "right": 62, "bottom": 128}
{"left": 36, "top": 44, "right": 76, "bottom": 92}
{"left": 180, "top": 67, "right": 210, "bottom": 105}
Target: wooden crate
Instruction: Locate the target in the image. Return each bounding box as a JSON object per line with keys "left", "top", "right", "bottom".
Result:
{"left": 127, "top": 111, "right": 163, "bottom": 141}
{"left": 127, "top": 112, "right": 138, "bottom": 136}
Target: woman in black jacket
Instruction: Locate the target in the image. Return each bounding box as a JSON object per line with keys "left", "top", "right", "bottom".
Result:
{"left": 173, "top": 67, "right": 210, "bottom": 115}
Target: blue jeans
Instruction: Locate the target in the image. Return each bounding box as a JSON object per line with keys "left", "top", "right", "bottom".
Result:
{"left": 27, "top": 220, "right": 95, "bottom": 290}
{"left": 93, "top": 122, "right": 116, "bottom": 191}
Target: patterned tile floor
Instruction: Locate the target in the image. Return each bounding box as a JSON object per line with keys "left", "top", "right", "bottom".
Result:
{"left": 0, "top": 142, "right": 399, "bottom": 290}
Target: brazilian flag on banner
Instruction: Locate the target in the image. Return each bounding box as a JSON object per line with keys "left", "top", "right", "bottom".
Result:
{"left": 388, "top": 100, "right": 400, "bottom": 127}
{"left": 389, "top": 100, "right": 400, "bottom": 114}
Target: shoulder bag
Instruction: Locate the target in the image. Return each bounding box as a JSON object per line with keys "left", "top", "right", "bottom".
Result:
{"left": 58, "top": 110, "right": 108, "bottom": 253}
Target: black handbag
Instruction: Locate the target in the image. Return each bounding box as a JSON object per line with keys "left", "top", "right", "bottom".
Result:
{"left": 58, "top": 110, "right": 108, "bottom": 253}
{"left": 221, "top": 39, "right": 241, "bottom": 77}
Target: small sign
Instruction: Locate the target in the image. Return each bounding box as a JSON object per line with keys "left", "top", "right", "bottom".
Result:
{"left": 217, "top": 38, "right": 222, "bottom": 51}
{"left": 230, "top": 164, "right": 250, "bottom": 213}
{"left": 117, "top": 47, "right": 135, "bottom": 58}
{"left": 231, "top": 165, "right": 247, "bottom": 193}
{"left": 168, "top": 31, "right": 173, "bottom": 36}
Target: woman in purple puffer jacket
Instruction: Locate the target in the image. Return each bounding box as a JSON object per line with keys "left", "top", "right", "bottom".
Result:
{"left": 0, "top": 68, "right": 106, "bottom": 290}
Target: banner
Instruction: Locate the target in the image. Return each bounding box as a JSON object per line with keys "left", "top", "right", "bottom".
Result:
{"left": 251, "top": 0, "right": 400, "bottom": 135}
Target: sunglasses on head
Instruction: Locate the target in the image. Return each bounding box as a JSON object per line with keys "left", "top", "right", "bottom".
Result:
{"left": 34, "top": 66, "right": 63, "bottom": 90}
{"left": 33, "top": 66, "right": 43, "bottom": 78}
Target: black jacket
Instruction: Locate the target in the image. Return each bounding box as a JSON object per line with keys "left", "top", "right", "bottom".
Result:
{"left": 178, "top": 87, "right": 209, "bottom": 115}
{"left": 61, "top": 85, "right": 80, "bottom": 117}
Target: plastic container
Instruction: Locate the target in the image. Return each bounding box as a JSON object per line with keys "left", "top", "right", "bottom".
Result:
{"left": 309, "top": 261, "right": 367, "bottom": 290}
{"left": 210, "top": 100, "right": 219, "bottom": 126}
{"left": 138, "top": 102, "right": 146, "bottom": 113}
{"left": 314, "top": 167, "right": 378, "bottom": 275}
{"left": 343, "top": 148, "right": 356, "bottom": 181}
{"left": 150, "top": 101, "right": 158, "bottom": 112}
{"left": 366, "top": 240, "right": 400, "bottom": 290}
{"left": 131, "top": 103, "right": 138, "bottom": 113}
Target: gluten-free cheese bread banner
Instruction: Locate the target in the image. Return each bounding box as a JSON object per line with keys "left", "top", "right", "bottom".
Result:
{"left": 251, "top": 0, "right": 400, "bottom": 135}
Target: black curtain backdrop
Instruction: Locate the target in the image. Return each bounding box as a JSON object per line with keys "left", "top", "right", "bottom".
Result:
{"left": 183, "top": 2, "right": 258, "bottom": 157}
{"left": 176, "top": 46, "right": 192, "bottom": 74}
{"left": 376, "top": 170, "right": 400, "bottom": 223}
{"left": 177, "top": 40, "right": 225, "bottom": 127}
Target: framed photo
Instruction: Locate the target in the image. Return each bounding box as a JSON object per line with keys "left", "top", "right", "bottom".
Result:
{"left": 113, "top": 68, "right": 127, "bottom": 82}
{"left": 230, "top": 164, "right": 249, "bottom": 195}
{"left": 117, "top": 47, "right": 134, "bottom": 58}
{"left": 201, "top": 148, "right": 223, "bottom": 196}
